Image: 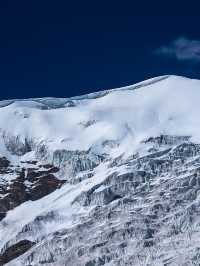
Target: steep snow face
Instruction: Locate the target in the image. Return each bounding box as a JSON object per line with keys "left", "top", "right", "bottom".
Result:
{"left": 2, "top": 75, "right": 200, "bottom": 265}
{"left": 0, "top": 75, "right": 199, "bottom": 156}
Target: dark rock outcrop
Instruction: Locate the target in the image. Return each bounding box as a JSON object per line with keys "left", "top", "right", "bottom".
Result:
{"left": 0, "top": 240, "right": 35, "bottom": 266}
{"left": 0, "top": 160, "right": 63, "bottom": 221}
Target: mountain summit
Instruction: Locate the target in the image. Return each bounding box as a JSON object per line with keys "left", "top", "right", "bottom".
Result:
{"left": 1, "top": 76, "right": 200, "bottom": 265}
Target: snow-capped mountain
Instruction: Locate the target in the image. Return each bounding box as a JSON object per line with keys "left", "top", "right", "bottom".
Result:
{"left": 1, "top": 75, "right": 200, "bottom": 265}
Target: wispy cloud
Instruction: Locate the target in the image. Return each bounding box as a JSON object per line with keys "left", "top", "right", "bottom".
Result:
{"left": 155, "top": 37, "right": 200, "bottom": 63}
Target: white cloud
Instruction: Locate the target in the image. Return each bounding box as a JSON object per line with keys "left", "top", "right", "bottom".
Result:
{"left": 156, "top": 37, "right": 200, "bottom": 63}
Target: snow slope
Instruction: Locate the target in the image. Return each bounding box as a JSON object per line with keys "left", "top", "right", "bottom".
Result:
{"left": 1, "top": 75, "right": 200, "bottom": 265}
{"left": 0, "top": 75, "right": 199, "bottom": 155}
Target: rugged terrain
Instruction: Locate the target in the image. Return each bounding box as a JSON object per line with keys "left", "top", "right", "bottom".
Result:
{"left": 1, "top": 75, "right": 200, "bottom": 265}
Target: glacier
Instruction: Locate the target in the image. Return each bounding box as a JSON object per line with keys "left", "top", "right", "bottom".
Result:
{"left": 0, "top": 75, "right": 200, "bottom": 265}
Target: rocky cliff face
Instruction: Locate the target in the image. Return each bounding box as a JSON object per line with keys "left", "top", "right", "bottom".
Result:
{"left": 1, "top": 76, "right": 200, "bottom": 265}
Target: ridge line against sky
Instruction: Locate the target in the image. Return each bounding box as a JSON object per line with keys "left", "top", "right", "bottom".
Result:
{"left": 0, "top": 5, "right": 200, "bottom": 99}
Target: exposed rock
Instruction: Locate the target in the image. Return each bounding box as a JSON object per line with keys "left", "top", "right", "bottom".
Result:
{"left": 29, "top": 174, "right": 64, "bottom": 201}
{"left": 0, "top": 240, "right": 35, "bottom": 266}
{"left": 0, "top": 161, "right": 63, "bottom": 221}
{"left": 0, "top": 157, "right": 10, "bottom": 168}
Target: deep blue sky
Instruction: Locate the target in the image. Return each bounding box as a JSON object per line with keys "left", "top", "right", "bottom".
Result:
{"left": 0, "top": 2, "right": 200, "bottom": 99}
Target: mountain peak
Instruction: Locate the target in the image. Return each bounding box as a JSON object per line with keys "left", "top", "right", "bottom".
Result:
{"left": 1, "top": 74, "right": 200, "bottom": 265}
{"left": 0, "top": 75, "right": 194, "bottom": 110}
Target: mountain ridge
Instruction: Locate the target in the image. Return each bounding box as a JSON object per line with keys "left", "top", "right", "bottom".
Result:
{"left": 0, "top": 75, "right": 176, "bottom": 109}
{"left": 0, "top": 75, "right": 200, "bottom": 265}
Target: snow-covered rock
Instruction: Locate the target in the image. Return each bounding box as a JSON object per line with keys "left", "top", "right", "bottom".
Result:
{"left": 1, "top": 75, "right": 200, "bottom": 265}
